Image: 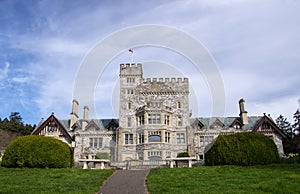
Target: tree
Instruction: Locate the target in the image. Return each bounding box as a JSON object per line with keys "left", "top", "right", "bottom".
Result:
{"left": 292, "top": 110, "right": 300, "bottom": 138}
{"left": 276, "top": 115, "right": 293, "bottom": 138}
{"left": 0, "top": 112, "right": 34, "bottom": 135}
{"left": 9, "top": 112, "right": 23, "bottom": 124}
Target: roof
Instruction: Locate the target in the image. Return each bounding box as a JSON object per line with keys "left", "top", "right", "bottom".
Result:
{"left": 58, "top": 118, "right": 119, "bottom": 132}
{"left": 190, "top": 116, "right": 262, "bottom": 130}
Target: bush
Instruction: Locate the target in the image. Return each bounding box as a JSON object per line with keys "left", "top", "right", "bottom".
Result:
{"left": 205, "top": 132, "right": 280, "bottom": 166}
{"left": 280, "top": 154, "right": 300, "bottom": 164}
{"left": 2, "top": 135, "right": 73, "bottom": 168}
{"left": 95, "top": 152, "right": 110, "bottom": 160}
{"left": 177, "top": 152, "right": 190, "bottom": 158}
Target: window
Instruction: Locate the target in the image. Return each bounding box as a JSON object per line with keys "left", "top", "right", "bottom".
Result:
{"left": 148, "top": 131, "right": 162, "bottom": 142}
{"left": 89, "top": 138, "right": 103, "bottom": 148}
{"left": 177, "top": 101, "right": 182, "bottom": 109}
{"left": 125, "top": 134, "right": 133, "bottom": 144}
{"left": 138, "top": 115, "right": 145, "bottom": 126}
{"left": 127, "top": 117, "right": 131, "bottom": 127}
{"left": 164, "top": 115, "right": 170, "bottom": 125}
{"left": 127, "top": 89, "right": 134, "bottom": 95}
{"left": 147, "top": 102, "right": 161, "bottom": 108}
{"left": 128, "top": 102, "right": 132, "bottom": 109}
{"left": 176, "top": 133, "right": 185, "bottom": 144}
{"left": 177, "top": 116, "right": 182, "bottom": 126}
{"left": 200, "top": 136, "right": 214, "bottom": 146}
{"left": 148, "top": 151, "right": 162, "bottom": 160}
{"left": 233, "top": 124, "right": 241, "bottom": 129}
{"left": 148, "top": 151, "right": 162, "bottom": 157}
{"left": 148, "top": 113, "right": 161, "bottom": 124}
{"left": 127, "top": 77, "right": 135, "bottom": 83}
{"left": 165, "top": 132, "right": 170, "bottom": 143}
{"left": 47, "top": 121, "right": 57, "bottom": 132}
{"left": 138, "top": 133, "right": 144, "bottom": 144}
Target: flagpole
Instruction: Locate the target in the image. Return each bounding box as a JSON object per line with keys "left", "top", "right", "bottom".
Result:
{"left": 129, "top": 49, "right": 134, "bottom": 63}
{"left": 131, "top": 53, "right": 134, "bottom": 63}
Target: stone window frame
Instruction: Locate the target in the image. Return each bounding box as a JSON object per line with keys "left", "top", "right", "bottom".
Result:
{"left": 148, "top": 113, "right": 161, "bottom": 125}
{"left": 165, "top": 132, "right": 170, "bottom": 143}
{"left": 125, "top": 133, "right": 133, "bottom": 145}
{"left": 177, "top": 101, "right": 182, "bottom": 109}
{"left": 127, "top": 117, "right": 131, "bottom": 127}
{"left": 176, "top": 133, "right": 185, "bottom": 144}
{"left": 137, "top": 114, "right": 145, "bottom": 126}
{"left": 89, "top": 137, "right": 103, "bottom": 148}
{"left": 148, "top": 131, "right": 162, "bottom": 142}
{"left": 164, "top": 114, "right": 170, "bottom": 126}
{"left": 199, "top": 135, "right": 214, "bottom": 146}
{"left": 127, "top": 89, "right": 134, "bottom": 95}
{"left": 177, "top": 115, "right": 183, "bottom": 126}
{"left": 127, "top": 77, "right": 135, "bottom": 83}
{"left": 138, "top": 133, "right": 145, "bottom": 144}
{"left": 127, "top": 101, "right": 132, "bottom": 109}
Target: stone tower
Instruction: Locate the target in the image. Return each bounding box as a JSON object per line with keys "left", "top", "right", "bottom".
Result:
{"left": 117, "top": 63, "right": 143, "bottom": 161}
{"left": 117, "top": 63, "right": 190, "bottom": 161}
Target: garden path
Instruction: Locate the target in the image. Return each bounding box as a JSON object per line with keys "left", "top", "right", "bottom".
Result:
{"left": 98, "top": 169, "right": 149, "bottom": 194}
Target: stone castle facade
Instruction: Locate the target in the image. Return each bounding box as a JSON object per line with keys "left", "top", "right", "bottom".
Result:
{"left": 32, "top": 63, "right": 286, "bottom": 166}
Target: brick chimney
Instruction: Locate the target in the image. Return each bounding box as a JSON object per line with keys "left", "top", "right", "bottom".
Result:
{"left": 239, "top": 98, "right": 248, "bottom": 124}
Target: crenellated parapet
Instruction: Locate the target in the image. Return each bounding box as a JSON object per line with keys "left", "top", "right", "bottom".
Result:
{"left": 138, "top": 77, "right": 189, "bottom": 94}
{"left": 119, "top": 63, "right": 143, "bottom": 77}
{"left": 143, "top": 77, "right": 188, "bottom": 84}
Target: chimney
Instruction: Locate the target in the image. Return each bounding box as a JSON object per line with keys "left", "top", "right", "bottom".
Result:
{"left": 82, "top": 106, "right": 89, "bottom": 131}
{"left": 239, "top": 98, "right": 248, "bottom": 124}
{"left": 70, "top": 99, "right": 79, "bottom": 128}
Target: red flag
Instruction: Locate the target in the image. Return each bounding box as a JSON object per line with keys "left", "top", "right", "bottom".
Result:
{"left": 129, "top": 49, "right": 134, "bottom": 54}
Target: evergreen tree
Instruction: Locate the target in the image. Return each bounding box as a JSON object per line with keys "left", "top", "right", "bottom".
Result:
{"left": 0, "top": 112, "right": 34, "bottom": 135}
{"left": 276, "top": 115, "right": 293, "bottom": 138}
{"left": 292, "top": 110, "right": 300, "bottom": 138}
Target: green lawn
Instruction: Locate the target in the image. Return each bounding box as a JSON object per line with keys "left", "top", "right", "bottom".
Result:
{"left": 0, "top": 167, "right": 114, "bottom": 194}
{"left": 147, "top": 164, "right": 300, "bottom": 194}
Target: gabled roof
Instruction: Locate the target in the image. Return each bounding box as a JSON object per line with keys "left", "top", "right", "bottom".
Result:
{"left": 229, "top": 118, "right": 243, "bottom": 128}
{"left": 210, "top": 118, "right": 225, "bottom": 128}
{"left": 31, "top": 113, "right": 73, "bottom": 143}
{"left": 253, "top": 115, "right": 287, "bottom": 138}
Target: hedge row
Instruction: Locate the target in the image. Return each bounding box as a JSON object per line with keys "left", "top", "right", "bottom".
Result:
{"left": 2, "top": 135, "right": 73, "bottom": 168}
{"left": 205, "top": 132, "right": 280, "bottom": 166}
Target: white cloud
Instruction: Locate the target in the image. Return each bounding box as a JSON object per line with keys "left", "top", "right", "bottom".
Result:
{"left": 1, "top": 0, "right": 300, "bottom": 124}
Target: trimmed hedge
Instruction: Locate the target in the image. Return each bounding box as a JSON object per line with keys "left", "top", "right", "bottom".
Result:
{"left": 2, "top": 135, "right": 73, "bottom": 168}
{"left": 205, "top": 132, "right": 280, "bottom": 166}
{"left": 95, "top": 152, "right": 110, "bottom": 160}
{"left": 177, "top": 152, "right": 190, "bottom": 157}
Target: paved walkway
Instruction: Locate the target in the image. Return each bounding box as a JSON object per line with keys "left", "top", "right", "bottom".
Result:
{"left": 99, "top": 170, "right": 149, "bottom": 194}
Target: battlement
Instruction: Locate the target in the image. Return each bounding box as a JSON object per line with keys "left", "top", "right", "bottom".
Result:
{"left": 120, "top": 63, "right": 142, "bottom": 68}
{"left": 120, "top": 63, "right": 143, "bottom": 76}
{"left": 143, "top": 77, "right": 189, "bottom": 84}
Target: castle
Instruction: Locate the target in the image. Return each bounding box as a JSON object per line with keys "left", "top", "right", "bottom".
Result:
{"left": 32, "top": 63, "right": 286, "bottom": 167}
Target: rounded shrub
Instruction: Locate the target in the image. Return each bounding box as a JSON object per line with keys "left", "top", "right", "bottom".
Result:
{"left": 205, "top": 132, "right": 279, "bottom": 166}
{"left": 2, "top": 135, "right": 73, "bottom": 168}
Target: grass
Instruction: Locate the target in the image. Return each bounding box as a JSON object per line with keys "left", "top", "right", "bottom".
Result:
{"left": 0, "top": 167, "right": 114, "bottom": 194}
{"left": 147, "top": 164, "right": 300, "bottom": 194}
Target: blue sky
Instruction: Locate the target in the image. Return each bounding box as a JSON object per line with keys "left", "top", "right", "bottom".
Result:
{"left": 0, "top": 0, "right": 299, "bottom": 125}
